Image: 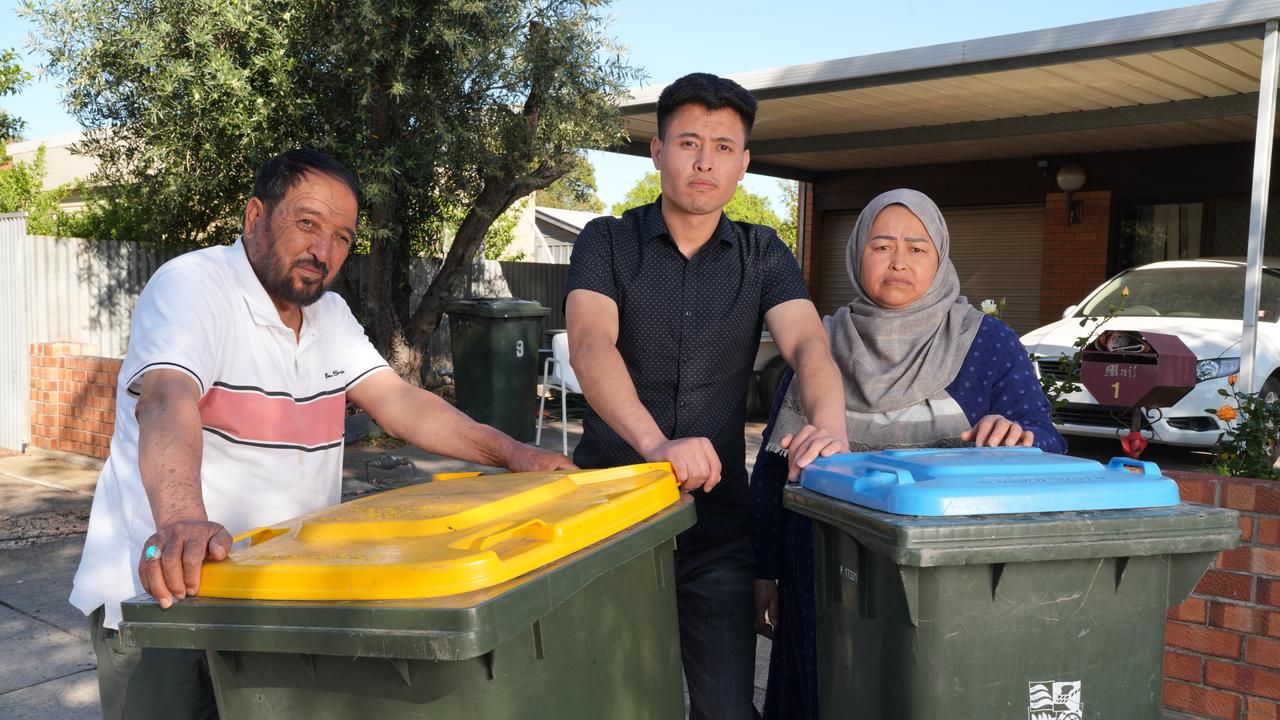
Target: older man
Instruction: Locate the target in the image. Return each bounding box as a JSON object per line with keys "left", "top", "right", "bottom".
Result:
{"left": 71, "top": 148, "right": 573, "bottom": 719}
{"left": 565, "top": 73, "right": 848, "bottom": 719}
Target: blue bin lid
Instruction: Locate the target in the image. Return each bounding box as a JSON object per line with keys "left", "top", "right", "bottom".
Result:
{"left": 799, "top": 447, "right": 1180, "bottom": 516}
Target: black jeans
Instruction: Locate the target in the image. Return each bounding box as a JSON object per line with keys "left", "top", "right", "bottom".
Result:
{"left": 676, "top": 532, "right": 760, "bottom": 720}
{"left": 89, "top": 606, "right": 218, "bottom": 720}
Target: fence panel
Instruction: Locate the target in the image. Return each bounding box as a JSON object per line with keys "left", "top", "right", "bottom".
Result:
{"left": 0, "top": 214, "right": 30, "bottom": 451}
{"left": 24, "top": 235, "right": 177, "bottom": 358}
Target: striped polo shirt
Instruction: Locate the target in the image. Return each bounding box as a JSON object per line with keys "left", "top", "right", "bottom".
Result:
{"left": 71, "top": 237, "right": 389, "bottom": 628}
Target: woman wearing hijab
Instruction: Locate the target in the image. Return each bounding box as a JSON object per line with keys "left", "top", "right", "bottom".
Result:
{"left": 751, "top": 189, "right": 1066, "bottom": 719}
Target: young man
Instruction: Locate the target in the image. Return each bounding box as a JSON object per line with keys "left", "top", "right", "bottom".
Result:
{"left": 565, "top": 73, "right": 847, "bottom": 719}
{"left": 71, "top": 149, "right": 574, "bottom": 720}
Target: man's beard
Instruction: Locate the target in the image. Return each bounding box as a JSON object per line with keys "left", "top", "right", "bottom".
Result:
{"left": 249, "top": 225, "right": 331, "bottom": 308}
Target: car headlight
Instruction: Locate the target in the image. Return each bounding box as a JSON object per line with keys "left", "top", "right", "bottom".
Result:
{"left": 1196, "top": 357, "right": 1241, "bottom": 381}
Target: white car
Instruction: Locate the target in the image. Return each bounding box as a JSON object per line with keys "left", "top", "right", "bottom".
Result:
{"left": 1020, "top": 259, "right": 1280, "bottom": 447}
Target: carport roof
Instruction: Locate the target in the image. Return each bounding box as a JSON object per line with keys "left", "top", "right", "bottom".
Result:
{"left": 616, "top": 0, "right": 1280, "bottom": 180}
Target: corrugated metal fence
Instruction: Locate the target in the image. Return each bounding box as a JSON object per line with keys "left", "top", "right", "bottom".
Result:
{"left": 0, "top": 214, "right": 31, "bottom": 451}
{"left": 0, "top": 231, "right": 568, "bottom": 451}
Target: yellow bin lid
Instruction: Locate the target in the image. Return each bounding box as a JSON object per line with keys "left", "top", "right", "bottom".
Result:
{"left": 197, "top": 463, "right": 681, "bottom": 601}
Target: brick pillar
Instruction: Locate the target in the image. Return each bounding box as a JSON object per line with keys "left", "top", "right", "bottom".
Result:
{"left": 1039, "top": 190, "right": 1112, "bottom": 325}
{"left": 29, "top": 342, "right": 121, "bottom": 460}
{"left": 798, "top": 181, "right": 822, "bottom": 296}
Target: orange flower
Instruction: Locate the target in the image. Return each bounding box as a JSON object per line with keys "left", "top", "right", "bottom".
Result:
{"left": 1228, "top": 373, "right": 1238, "bottom": 386}
{"left": 1216, "top": 405, "right": 1239, "bottom": 422}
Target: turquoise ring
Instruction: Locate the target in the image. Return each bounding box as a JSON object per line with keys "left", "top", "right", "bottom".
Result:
{"left": 144, "top": 545, "right": 161, "bottom": 561}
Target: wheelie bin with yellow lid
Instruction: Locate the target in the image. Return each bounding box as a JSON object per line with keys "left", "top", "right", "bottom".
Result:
{"left": 120, "top": 463, "right": 694, "bottom": 719}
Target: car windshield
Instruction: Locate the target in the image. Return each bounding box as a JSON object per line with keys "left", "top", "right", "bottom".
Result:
{"left": 1077, "top": 266, "right": 1280, "bottom": 321}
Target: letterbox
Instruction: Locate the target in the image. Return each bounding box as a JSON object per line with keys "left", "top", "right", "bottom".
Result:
{"left": 1079, "top": 330, "right": 1196, "bottom": 408}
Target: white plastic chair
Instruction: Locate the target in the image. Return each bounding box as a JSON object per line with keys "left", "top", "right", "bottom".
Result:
{"left": 536, "top": 332, "right": 583, "bottom": 454}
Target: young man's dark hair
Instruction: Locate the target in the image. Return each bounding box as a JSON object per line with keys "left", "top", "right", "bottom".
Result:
{"left": 252, "top": 148, "right": 363, "bottom": 215}
{"left": 655, "top": 72, "right": 759, "bottom": 141}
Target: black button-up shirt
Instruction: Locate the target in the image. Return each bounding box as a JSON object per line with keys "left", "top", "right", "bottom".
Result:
{"left": 566, "top": 198, "right": 809, "bottom": 551}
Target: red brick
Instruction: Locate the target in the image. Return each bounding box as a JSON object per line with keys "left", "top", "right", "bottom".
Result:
{"left": 1206, "top": 660, "right": 1280, "bottom": 700}
{"left": 1244, "top": 516, "right": 1258, "bottom": 543}
{"left": 1220, "top": 546, "right": 1280, "bottom": 576}
{"left": 1261, "top": 579, "right": 1280, "bottom": 607}
{"left": 1248, "top": 636, "right": 1280, "bottom": 669}
{"left": 1166, "top": 621, "right": 1243, "bottom": 659}
{"left": 1248, "top": 697, "right": 1280, "bottom": 719}
{"left": 1177, "top": 477, "right": 1218, "bottom": 505}
{"left": 1165, "top": 650, "right": 1204, "bottom": 682}
{"left": 1211, "top": 602, "right": 1267, "bottom": 633}
{"left": 1163, "top": 680, "right": 1242, "bottom": 719}
{"left": 1223, "top": 482, "right": 1280, "bottom": 514}
{"left": 1170, "top": 596, "right": 1209, "bottom": 623}
{"left": 1199, "top": 570, "right": 1254, "bottom": 601}
{"left": 1260, "top": 520, "right": 1280, "bottom": 547}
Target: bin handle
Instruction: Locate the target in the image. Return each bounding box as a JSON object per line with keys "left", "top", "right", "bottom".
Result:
{"left": 434, "top": 471, "right": 485, "bottom": 481}
{"left": 1106, "top": 457, "right": 1161, "bottom": 476}
{"left": 853, "top": 462, "right": 914, "bottom": 491}
{"left": 230, "top": 526, "right": 289, "bottom": 549}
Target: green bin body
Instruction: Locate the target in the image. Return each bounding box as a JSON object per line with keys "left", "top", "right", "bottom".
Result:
{"left": 121, "top": 499, "right": 694, "bottom": 719}
{"left": 784, "top": 487, "right": 1239, "bottom": 719}
{"left": 446, "top": 298, "right": 549, "bottom": 442}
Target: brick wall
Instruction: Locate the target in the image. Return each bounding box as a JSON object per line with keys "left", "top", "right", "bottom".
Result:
{"left": 29, "top": 342, "right": 120, "bottom": 460}
{"left": 799, "top": 180, "right": 821, "bottom": 285}
{"left": 1165, "top": 471, "right": 1280, "bottom": 719}
{"left": 1039, "top": 190, "right": 1112, "bottom": 325}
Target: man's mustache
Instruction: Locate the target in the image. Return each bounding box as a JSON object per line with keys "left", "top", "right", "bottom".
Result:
{"left": 292, "top": 258, "right": 329, "bottom": 278}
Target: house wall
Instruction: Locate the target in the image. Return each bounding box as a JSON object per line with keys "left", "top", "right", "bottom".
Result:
{"left": 805, "top": 141, "right": 1280, "bottom": 328}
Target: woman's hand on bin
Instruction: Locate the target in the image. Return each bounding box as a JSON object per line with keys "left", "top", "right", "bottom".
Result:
{"left": 755, "top": 579, "right": 780, "bottom": 640}
{"left": 961, "top": 415, "right": 1035, "bottom": 447}
{"left": 779, "top": 424, "right": 846, "bottom": 483}
{"left": 138, "top": 519, "right": 232, "bottom": 609}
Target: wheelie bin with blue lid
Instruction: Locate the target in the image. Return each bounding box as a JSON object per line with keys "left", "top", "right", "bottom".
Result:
{"left": 786, "top": 446, "right": 1239, "bottom": 719}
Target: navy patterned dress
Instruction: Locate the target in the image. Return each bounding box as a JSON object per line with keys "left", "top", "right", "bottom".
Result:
{"left": 750, "top": 314, "right": 1068, "bottom": 719}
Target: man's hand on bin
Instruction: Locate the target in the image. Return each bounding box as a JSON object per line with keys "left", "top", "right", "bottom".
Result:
{"left": 642, "top": 437, "right": 721, "bottom": 492}
{"left": 138, "top": 519, "right": 232, "bottom": 609}
{"left": 505, "top": 442, "right": 577, "bottom": 473}
{"left": 961, "top": 414, "right": 1035, "bottom": 447}
{"left": 755, "top": 579, "right": 780, "bottom": 640}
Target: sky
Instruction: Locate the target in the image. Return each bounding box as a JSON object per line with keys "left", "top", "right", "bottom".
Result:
{"left": 3, "top": 0, "right": 1204, "bottom": 213}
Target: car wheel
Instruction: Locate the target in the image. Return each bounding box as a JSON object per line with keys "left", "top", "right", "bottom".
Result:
{"left": 1262, "top": 376, "right": 1280, "bottom": 463}
{"left": 1264, "top": 377, "right": 1280, "bottom": 405}
{"left": 758, "top": 357, "right": 791, "bottom": 417}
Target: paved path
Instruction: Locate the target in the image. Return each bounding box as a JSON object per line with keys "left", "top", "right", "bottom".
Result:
{"left": 0, "top": 413, "right": 1208, "bottom": 719}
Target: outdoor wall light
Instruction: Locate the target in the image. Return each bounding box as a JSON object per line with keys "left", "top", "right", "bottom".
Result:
{"left": 1056, "top": 163, "right": 1087, "bottom": 225}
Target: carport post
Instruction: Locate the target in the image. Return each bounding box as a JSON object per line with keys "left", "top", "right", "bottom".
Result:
{"left": 1242, "top": 19, "right": 1280, "bottom": 395}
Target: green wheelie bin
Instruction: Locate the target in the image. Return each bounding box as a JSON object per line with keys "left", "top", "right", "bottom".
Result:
{"left": 120, "top": 463, "right": 694, "bottom": 719}
{"left": 785, "top": 447, "right": 1239, "bottom": 720}
{"left": 446, "top": 298, "right": 549, "bottom": 442}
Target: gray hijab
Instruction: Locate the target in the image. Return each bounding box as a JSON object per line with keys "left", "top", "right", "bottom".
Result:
{"left": 832, "top": 188, "right": 985, "bottom": 413}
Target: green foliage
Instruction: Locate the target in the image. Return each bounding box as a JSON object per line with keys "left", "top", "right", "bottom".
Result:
{"left": 0, "top": 145, "right": 71, "bottom": 234}
{"left": 611, "top": 172, "right": 790, "bottom": 244}
{"left": 536, "top": 152, "right": 603, "bottom": 212}
{"left": 0, "top": 48, "right": 32, "bottom": 142}
{"left": 776, "top": 180, "right": 798, "bottom": 252}
{"left": 1031, "top": 292, "right": 1128, "bottom": 412}
{"left": 23, "top": 0, "right": 639, "bottom": 377}
{"left": 1204, "top": 380, "right": 1280, "bottom": 479}
{"left": 482, "top": 199, "right": 526, "bottom": 261}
